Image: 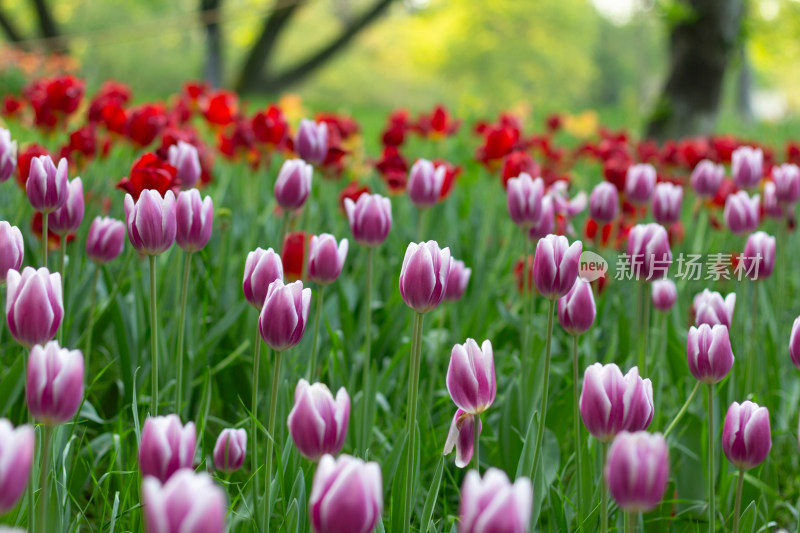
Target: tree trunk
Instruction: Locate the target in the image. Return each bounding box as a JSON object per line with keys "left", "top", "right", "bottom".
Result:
{"left": 645, "top": 0, "right": 744, "bottom": 141}
{"left": 0, "top": 8, "right": 27, "bottom": 46}
{"left": 30, "top": 0, "right": 66, "bottom": 52}
{"left": 201, "top": 0, "right": 224, "bottom": 88}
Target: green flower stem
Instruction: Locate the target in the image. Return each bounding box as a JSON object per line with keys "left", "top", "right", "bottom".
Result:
{"left": 175, "top": 252, "right": 192, "bottom": 415}
{"left": 84, "top": 268, "right": 100, "bottom": 374}
{"left": 278, "top": 212, "right": 289, "bottom": 254}
{"left": 638, "top": 282, "right": 650, "bottom": 378}
{"left": 708, "top": 383, "right": 715, "bottom": 532}
{"left": 403, "top": 311, "right": 425, "bottom": 533}
{"left": 250, "top": 327, "right": 262, "bottom": 522}
{"left": 37, "top": 425, "right": 53, "bottom": 533}
{"left": 58, "top": 238, "right": 66, "bottom": 344}
{"left": 473, "top": 412, "right": 481, "bottom": 473}
{"left": 625, "top": 511, "right": 635, "bottom": 533}
{"left": 149, "top": 255, "right": 159, "bottom": 416}
{"left": 361, "top": 247, "right": 374, "bottom": 451}
{"left": 572, "top": 334, "right": 583, "bottom": 530}
{"left": 663, "top": 381, "right": 701, "bottom": 438}
{"left": 41, "top": 214, "right": 48, "bottom": 268}
{"left": 732, "top": 468, "right": 744, "bottom": 533}
{"left": 531, "top": 298, "right": 556, "bottom": 481}
{"left": 308, "top": 285, "right": 324, "bottom": 381}
{"left": 601, "top": 442, "right": 609, "bottom": 533}
{"left": 264, "top": 348, "right": 282, "bottom": 533}
{"left": 521, "top": 233, "right": 531, "bottom": 411}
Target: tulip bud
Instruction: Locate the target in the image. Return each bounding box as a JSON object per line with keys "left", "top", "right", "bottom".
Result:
{"left": 86, "top": 216, "right": 125, "bottom": 264}
{"left": 167, "top": 140, "right": 201, "bottom": 189}
{"left": 48, "top": 177, "right": 84, "bottom": 235}
{"left": 651, "top": 182, "right": 683, "bottom": 225}
{"left": 772, "top": 163, "right": 800, "bottom": 205}
{"left": 124, "top": 190, "right": 177, "bottom": 255}
{"left": 0, "top": 128, "right": 17, "bottom": 183}
{"left": 605, "top": 431, "right": 669, "bottom": 512}
{"left": 5, "top": 267, "right": 63, "bottom": 348}
{"left": 589, "top": 182, "right": 619, "bottom": 224}
{"left": 626, "top": 223, "right": 672, "bottom": 281}
{"left": 444, "top": 259, "right": 471, "bottom": 301}
{"left": 722, "top": 401, "right": 771, "bottom": 470}
{"left": 580, "top": 363, "right": 653, "bottom": 442}
{"left": 762, "top": 181, "right": 784, "bottom": 219}
{"left": 0, "top": 222, "right": 23, "bottom": 283}
{"left": 295, "top": 119, "right": 328, "bottom": 165}
{"left": 506, "top": 173, "right": 544, "bottom": 228}
{"left": 528, "top": 195, "right": 555, "bottom": 241}
{"left": 558, "top": 277, "right": 596, "bottom": 335}
{"left": 624, "top": 163, "right": 656, "bottom": 204}
{"left": 443, "top": 409, "right": 480, "bottom": 468}
{"left": 309, "top": 454, "right": 383, "bottom": 533}
{"left": 243, "top": 247, "right": 283, "bottom": 310}
{"left": 175, "top": 189, "right": 213, "bottom": 252}
{"left": 26, "top": 155, "right": 68, "bottom": 213}
{"left": 532, "top": 234, "right": 582, "bottom": 300}
{"left": 693, "top": 289, "right": 736, "bottom": 329}
{"left": 742, "top": 231, "right": 775, "bottom": 280}
{"left": 0, "top": 419, "right": 34, "bottom": 514}
{"left": 651, "top": 278, "right": 676, "bottom": 311}
{"left": 724, "top": 190, "right": 760, "bottom": 235}
{"left": 399, "top": 240, "right": 451, "bottom": 313}
{"left": 287, "top": 379, "right": 350, "bottom": 461}
{"left": 458, "top": 468, "right": 532, "bottom": 533}
{"left": 275, "top": 159, "right": 313, "bottom": 210}
{"left": 258, "top": 279, "right": 311, "bottom": 352}
{"left": 308, "top": 234, "right": 348, "bottom": 286}
{"left": 27, "top": 341, "right": 84, "bottom": 425}
{"left": 408, "top": 159, "right": 445, "bottom": 208}
{"left": 142, "top": 469, "right": 225, "bottom": 533}
{"left": 790, "top": 316, "right": 800, "bottom": 370}
{"left": 687, "top": 324, "right": 734, "bottom": 384}
{"left": 344, "top": 193, "right": 392, "bottom": 247}
{"left": 732, "top": 146, "right": 763, "bottom": 189}
{"left": 139, "top": 415, "right": 196, "bottom": 483}
{"left": 213, "top": 428, "right": 247, "bottom": 473}
{"left": 690, "top": 160, "right": 724, "bottom": 198}
{"left": 446, "top": 339, "right": 495, "bottom": 414}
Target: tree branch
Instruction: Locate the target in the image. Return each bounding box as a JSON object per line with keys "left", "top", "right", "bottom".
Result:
{"left": 30, "top": 0, "right": 66, "bottom": 51}
{"left": 0, "top": 7, "right": 27, "bottom": 45}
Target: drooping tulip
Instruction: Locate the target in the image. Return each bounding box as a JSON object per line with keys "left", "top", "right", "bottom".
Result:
{"left": 0, "top": 128, "right": 17, "bottom": 183}
{"left": 5, "top": 267, "right": 62, "bottom": 347}
{"left": 443, "top": 409, "right": 481, "bottom": 469}
{"left": 605, "top": 431, "right": 669, "bottom": 512}
{"left": 48, "top": 177, "right": 84, "bottom": 235}
{"left": 309, "top": 454, "right": 383, "bottom": 533}
{"left": 732, "top": 146, "right": 763, "bottom": 189}
{"left": 686, "top": 324, "right": 734, "bottom": 384}
{"left": 458, "top": 468, "right": 532, "bottom": 533}
{"left": 0, "top": 419, "right": 34, "bottom": 514}
{"left": 175, "top": 189, "right": 213, "bottom": 252}
{"left": 258, "top": 279, "right": 311, "bottom": 352}
{"left": 651, "top": 278, "right": 676, "bottom": 311}
{"left": 398, "top": 240, "right": 451, "bottom": 313}
{"left": 287, "top": 379, "right": 350, "bottom": 461}
{"left": 444, "top": 259, "right": 471, "bottom": 301}
{"left": 142, "top": 469, "right": 225, "bottom": 533}
{"left": 579, "top": 363, "right": 654, "bottom": 442}
{"left": 550, "top": 181, "right": 587, "bottom": 219}
{"left": 690, "top": 160, "right": 724, "bottom": 198}
{"left": 651, "top": 182, "right": 683, "bottom": 225}
{"left": 26, "top": 155, "right": 68, "bottom": 213}
{"left": 558, "top": 277, "right": 596, "bottom": 335}
{"left": 694, "top": 289, "right": 736, "bottom": 329}
{"left": 124, "top": 190, "right": 177, "bottom": 255}
{"left": 506, "top": 173, "right": 544, "bottom": 228}
{"left": 626, "top": 223, "right": 672, "bottom": 281}
{"left": 722, "top": 401, "right": 771, "bottom": 470}
{"left": 532, "top": 234, "right": 582, "bottom": 300}
{"left": 446, "top": 339, "right": 496, "bottom": 414}
{"left": 408, "top": 158, "right": 445, "bottom": 208}
{"left": 772, "top": 163, "right": 800, "bottom": 205}
{"left": 624, "top": 163, "right": 656, "bottom": 204}
{"left": 242, "top": 247, "right": 283, "bottom": 310}
{"left": 741, "top": 231, "right": 775, "bottom": 280}
{"left": 138, "top": 415, "right": 196, "bottom": 483}
{"left": 167, "top": 140, "right": 201, "bottom": 189}
{"left": 724, "top": 190, "right": 760, "bottom": 235}
{"left": 344, "top": 193, "right": 392, "bottom": 247}
{"left": 274, "top": 159, "right": 313, "bottom": 210}
{"left": 86, "top": 216, "right": 125, "bottom": 264}
{"left": 308, "top": 234, "right": 348, "bottom": 286}
{"left": 589, "top": 181, "right": 619, "bottom": 224}
{"left": 26, "top": 341, "right": 84, "bottom": 425}
{"left": 0, "top": 222, "right": 23, "bottom": 283}
{"left": 213, "top": 428, "right": 247, "bottom": 473}
{"left": 295, "top": 119, "right": 328, "bottom": 165}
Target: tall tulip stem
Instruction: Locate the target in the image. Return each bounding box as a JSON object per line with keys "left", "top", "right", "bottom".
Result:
{"left": 41, "top": 213, "right": 48, "bottom": 268}
{"left": 531, "top": 298, "right": 556, "bottom": 481}
{"left": 308, "top": 285, "right": 324, "bottom": 381}
{"left": 403, "top": 311, "right": 425, "bottom": 533}
{"left": 572, "top": 334, "right": 583, "bottom": 529}
{"left": 58, "top": 238, "right": 66, "bottom": 344}
{"left": 521, "top": 234, "right": 531, "bottom": 409}
{"left": 473, "top": 413, "right": 481, "bottom": 473}
{"left": 663, "top": 381, "right": 701, "bottom": 438}
{"left": 361, "top": 247, "right": 374, "bottom": 451}
{"left": 264, "top": 349, "right": 282, "bottom": 533}
{"left": 250, "top": 327, "right": 261, "bottom": 518}
{"left": 639, "top": 283, "right": 650, "bottom": 378}
{"left": 732, "top": 468, "right": 745, "bottom": 533}
{"left": 601, "top": 442, "right": 609, "bottom": 533}
{"left": 149, "top": 255, "right": 159, "bottom": 416}
{"left": 37, "top": 424, "right": 53, "bottom": 533}
{"left": 707, "top": 383, "right": 715, "bottom": 532}
{"left": 624, "top": 511, "right": 635, "bottom": 533}
{"left": 175, "top": 252, "right": 192, "bottom": 415}
{"left": 84, "top": 268, "right": 100, "bottom": 377}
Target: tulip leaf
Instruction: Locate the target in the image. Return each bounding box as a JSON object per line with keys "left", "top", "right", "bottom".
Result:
{"left": 420, "top": 454, "right": 444, "bottom": 532}
{"left": 738, "top": 500, "right": 757, "bottom": 533}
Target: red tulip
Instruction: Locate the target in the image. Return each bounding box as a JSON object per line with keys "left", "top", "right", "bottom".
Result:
{"left": 201, "top": 90, "right": 238, "bottom": 127}
{"left": 125, "top": 104, "right": 167, "bottom": 147}
{"left": 116, "top": 153, "right": 177, "bottom": 200}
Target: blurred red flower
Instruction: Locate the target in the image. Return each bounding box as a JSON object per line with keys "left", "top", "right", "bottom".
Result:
{"left": 338, "top": 181, "right": 370, "bottom": 213}
{"left": 116, "top": 152, "right": 177, "bottom": 199}
{"left": 202, "top": 90, "right": 238, "bottom": 127}
{"left": 501, "top": 151, "right": 540, "bottom": 187}
{"left": 16, "top": 143, "right": 50, "bottom": 188}
{"left": 317, "top": 112, "right": 360, "bottom": 141}
{"left": 126, "top": 104, "right": 167, "bottom": 147}
{"left": 434, "top": 159, "right": 461, "bottom": 199}
{"left": 252, "top": 105, "right": 289, "bottom": 148}
{"left": 416, "top": 105, "right": 461, "bottom": 138}
{"left": 282, "top": 231, "right": 310, "bottom": 282}
{"left": 1, "top": 95, "right": 24, "bottom": 119}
